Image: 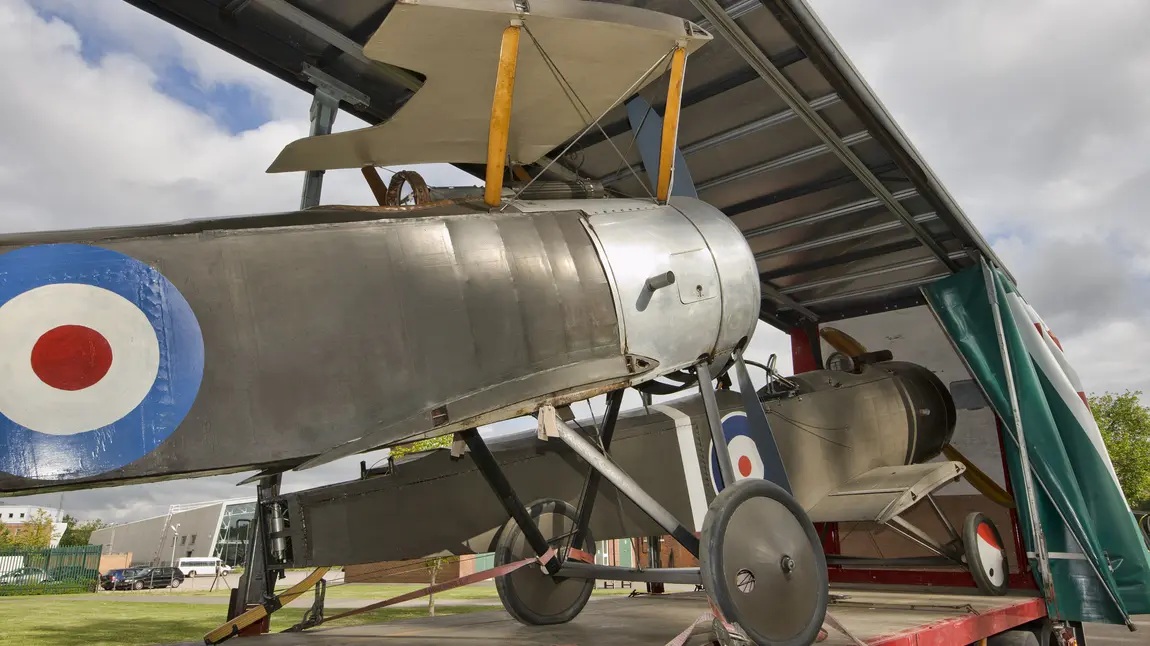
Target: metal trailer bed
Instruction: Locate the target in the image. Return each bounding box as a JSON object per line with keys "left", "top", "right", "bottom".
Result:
{"left": 170, "top": 587, "right": 1049, "bottom": 646}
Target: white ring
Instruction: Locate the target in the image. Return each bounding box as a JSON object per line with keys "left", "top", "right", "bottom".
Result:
{"left": 727, "top": 435, "right": 764, "bottom": 480}
{"left": 0, "top": 283, "right": 160, "bottom": 435}
{"left": 975, "top": 528, "right": 1006, "bottom": 586}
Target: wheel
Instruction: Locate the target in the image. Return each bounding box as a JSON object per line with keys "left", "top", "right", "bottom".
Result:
{"left": 987, "top": 629, "right": 1040, "bottom": 646}
{"left": 187, "top": 571, "right": 196, "bottom": 578}
{"left": 700, "top": 479, "right": 828, "bottom": 646}
{"left": 133, "top": 581, "right": 144, "bottom": 590}
{"left": 963, "top": 512, "right": 1009, "bottom": 596}
{"left": 493, "top": 498, "right": 596, "bottom": 626}
{"left": 170, "top": 578, "right": 181, "bottom": 589}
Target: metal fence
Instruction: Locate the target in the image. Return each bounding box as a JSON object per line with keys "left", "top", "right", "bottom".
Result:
{"left": 0, "top": 545, "right": 102, "bottom": 596}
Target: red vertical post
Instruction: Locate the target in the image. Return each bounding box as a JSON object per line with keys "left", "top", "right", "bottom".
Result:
{"left": 789, "top": 326, "right": 820, "bottom": 374}
{"left": 996, "top": 416, "right": 1033, "bottom": 582}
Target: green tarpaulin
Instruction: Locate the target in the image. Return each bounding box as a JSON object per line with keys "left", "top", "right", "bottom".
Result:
{"left": 923, "top": 263, "right": 1150, "bottom": 625}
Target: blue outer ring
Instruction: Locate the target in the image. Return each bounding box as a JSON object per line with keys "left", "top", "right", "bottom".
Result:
{"left": 0, "top": 244, "right": 204, "bottom": 480}
{"left": 708, "top": 411, "right": 752, "bottom": 493}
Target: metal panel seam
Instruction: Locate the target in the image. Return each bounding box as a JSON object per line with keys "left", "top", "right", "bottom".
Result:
{"left": 576, "top": 214, "right": 628, "bottom": 357}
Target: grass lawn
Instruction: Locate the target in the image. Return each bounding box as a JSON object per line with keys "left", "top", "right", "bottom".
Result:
{"left": 0, "top": 597, "right": 493, "bottom": 646}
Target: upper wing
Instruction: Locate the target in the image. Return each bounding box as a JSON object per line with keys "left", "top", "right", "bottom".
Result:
{"left": 266, "top": 0, "right": 711, "bottom": 173}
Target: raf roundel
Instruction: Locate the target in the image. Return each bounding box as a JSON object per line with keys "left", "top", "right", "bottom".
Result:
{"left": 707, "top": 411, "right": 765, "bottom": 494}
{"left": 0, "top": 243, "right": 204, "bottom": 480}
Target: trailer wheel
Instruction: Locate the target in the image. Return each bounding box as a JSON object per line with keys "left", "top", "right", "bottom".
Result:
{"left": 963, "top": 512, "right": 1009, "bottom": 596}
{"left": 701, "top": 479, "right": 828, "bottom": 646}
{"left": 987, "top": 629, "right": 1040, "bottom": 646}
{"left": 493, "top": 498, "right": 595, "bottom": 626}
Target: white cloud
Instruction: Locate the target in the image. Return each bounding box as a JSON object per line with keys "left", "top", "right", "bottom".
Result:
{"left": 809, "top": 0, "right": 1150, "bottom": 401}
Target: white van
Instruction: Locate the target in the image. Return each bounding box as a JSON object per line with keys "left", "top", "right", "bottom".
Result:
{"left": 177, "top": 557, "right": 231, "bottom": 577}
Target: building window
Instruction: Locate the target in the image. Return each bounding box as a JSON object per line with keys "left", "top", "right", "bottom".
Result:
{"left": 190, "top": 535, "right": 197, "bottom": 545}
{"left": 20, "top": 513, "right": 24, "bottom": 519}
{"left": 180, "top": 536, "right": 187, "bottom": 546}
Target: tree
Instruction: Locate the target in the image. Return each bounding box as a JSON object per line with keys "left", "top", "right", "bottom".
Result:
{"left": 422, "top": 554, "right": 457, "bottom": 617}
{"left": 58, "top": 514, "right": 109, "bottom": 547}
{"left": 1089, "top": 390, "right": 1150, "bottom": 507}
{"left": 390, "top": 435, "right": 453, "bottom": 460}
{"left": 9, "top": 509, "right": 55, "bottom": 548}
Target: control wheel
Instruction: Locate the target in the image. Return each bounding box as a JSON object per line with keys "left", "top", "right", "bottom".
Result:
{"left": 701, "top": 479, "right": 828, "bottom": 646}
{"left": 963, "top": 512, "right": 1009, "bottom": 596}
{"left": 493, "top": 498, "right": 595, "bottom": 626}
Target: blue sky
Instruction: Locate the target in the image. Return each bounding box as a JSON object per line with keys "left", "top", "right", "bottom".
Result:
{"left": 32, "top": 1, "right": 272, "bottom": 135}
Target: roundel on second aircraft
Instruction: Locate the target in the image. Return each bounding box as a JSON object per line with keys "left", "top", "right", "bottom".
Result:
{"left": 707, "top": 411, "right": 765, "bottom": 494}
{"left": 0, "top": 243, "right": 204, "bottom": 481}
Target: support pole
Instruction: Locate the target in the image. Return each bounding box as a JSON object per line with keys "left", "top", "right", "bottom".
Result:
{"left": 656, "top": 45, "right": 687, "bottom": 203}
{"left": 571, "top": 389, "right": 625, "bottom": 549}
{"left": 484, "top": 22, "right": 522, "bottom": 207}
{"left": 555, "top": 420, "right": 700, "bottom": 557}
{"left": 228, "top": 474, "right": 282, "bottom": 636}
{"left": 300, "top": 89, "right": 340, "bottom": 210}
{"left": 981, "top": 259, "right": 1055, "bottom": 603}
{"left": 459, "top": 428, "right": 561, "bottom": 574}
{"left": 697, "top": 360, "right": 736, "bottom": 490}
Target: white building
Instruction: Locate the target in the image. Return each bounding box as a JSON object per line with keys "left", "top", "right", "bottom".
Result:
{"left": 0, "top": 505, "right": 62, "bottom": 525}
{"left": 88, "top": 498, "right": 256, "bottom": 568}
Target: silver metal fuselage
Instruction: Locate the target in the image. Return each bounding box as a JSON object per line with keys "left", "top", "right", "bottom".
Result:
{"left": 0, "top": 197, "right": 759, "bottom": 492}
{"left": 268, "top": 360, "right": 959, "bottom": 568}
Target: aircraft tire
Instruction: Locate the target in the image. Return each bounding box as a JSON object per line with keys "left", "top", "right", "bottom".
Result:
{"left": 493, "top": 498, "right": 596, "bottom": 626}
{"left": 963, "top": 511, "right": 1010, "bottom": 596}
{"left": 700, "top": 479, "right": 828, "bottom": 646}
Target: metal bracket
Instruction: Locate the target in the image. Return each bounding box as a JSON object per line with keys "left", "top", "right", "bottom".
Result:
{"left": 300, "top": 63, "right": 370, "bottom": 110}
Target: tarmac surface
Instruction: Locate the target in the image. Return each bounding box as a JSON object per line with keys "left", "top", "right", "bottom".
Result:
{"left": 96, "top": 572, "right": 1150, "bottom": 644}
{"left": 1084, "top": 615, "right": 1150, "bottom": 645}
{"left": 168, "top": 588, "right": 1133, "bottom": 646}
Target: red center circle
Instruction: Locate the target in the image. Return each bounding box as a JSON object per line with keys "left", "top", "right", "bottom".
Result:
{"left": 737, "top": 455, "right": 753, "bottom": 477}
{"left": 30, "top": 325, "right": 114, "bottom": 391}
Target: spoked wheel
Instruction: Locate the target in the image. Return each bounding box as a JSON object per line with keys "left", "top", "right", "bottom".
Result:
{"left": 701, "top": 479, "right": 828, "bottom": 646}
{"left": 963, "top": 512, "right": 1010, "bottom": 596}
{"left": 493, "top": 498, "right": 596, "bottom": 626}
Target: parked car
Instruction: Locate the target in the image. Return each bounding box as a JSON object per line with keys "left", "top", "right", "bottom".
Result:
{"left": 114, "top": 566, "right": 185, "bottom": 590}
{"left": 0, "top": 567, "right": 51, "bottom": 585}
{"left": 100, "top": 568, "right": 130, "bottom": 590}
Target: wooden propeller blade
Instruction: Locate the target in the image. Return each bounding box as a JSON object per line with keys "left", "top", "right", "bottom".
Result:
{"left": 820, "top": 327, "right": 869, "bottom": 358}
{"left": 942, "top": 445, "right": 1015, "bottom": 509}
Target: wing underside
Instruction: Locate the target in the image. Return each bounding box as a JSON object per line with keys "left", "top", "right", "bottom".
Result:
{"left": 807, "top": 461, "right": 966, "bottom": 524}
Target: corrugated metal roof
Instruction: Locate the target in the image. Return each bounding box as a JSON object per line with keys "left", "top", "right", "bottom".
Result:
{"left": 122, "top": 0, "right": 1010, "bottom": 329}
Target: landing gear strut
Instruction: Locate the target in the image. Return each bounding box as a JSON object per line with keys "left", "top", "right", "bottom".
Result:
{"left": 462, "top": 352, "right": 830, "bottom": 645}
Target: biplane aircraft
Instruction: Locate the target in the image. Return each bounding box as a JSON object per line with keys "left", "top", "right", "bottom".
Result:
{"left": 0, "top": 1, "right": 1074, "bottom": 644}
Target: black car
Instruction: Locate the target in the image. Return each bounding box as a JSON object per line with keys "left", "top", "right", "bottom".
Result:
{"left": 114, "top": 566, "right": 185, "bottom": 590}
